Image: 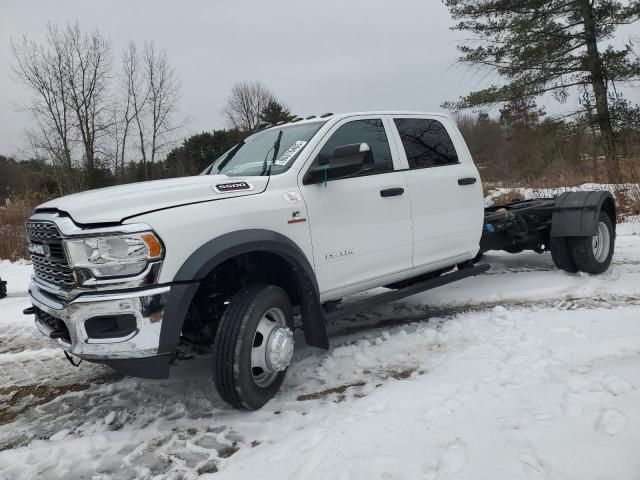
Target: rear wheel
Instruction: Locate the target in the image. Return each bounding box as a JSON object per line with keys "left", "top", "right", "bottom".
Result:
{"left": 550, "top": 236, "right": 577, "bottom": 273}
{"left": 569, "top": 213, "right": 615, "bottom": 274}
{"left": 213, "top": 285, "right": 295, "bottom": 410}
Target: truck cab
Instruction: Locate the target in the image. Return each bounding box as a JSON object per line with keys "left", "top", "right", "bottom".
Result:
{"left": 296, "top": 113, "right": 483, "bottom": 299}
{"left": 24, "top": 112, "right": 485, "bottom": 409}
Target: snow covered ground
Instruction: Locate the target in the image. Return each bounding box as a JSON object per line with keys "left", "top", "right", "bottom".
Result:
{"left": 485, "top": 182, "right": 640, "bottom": 208}
{"left": 1, "top": 223, "right": 640, "bottom": 479}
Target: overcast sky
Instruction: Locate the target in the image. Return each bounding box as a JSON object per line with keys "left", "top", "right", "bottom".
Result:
{"left": 1, "top": 0, "right": 639, "bottom": 156}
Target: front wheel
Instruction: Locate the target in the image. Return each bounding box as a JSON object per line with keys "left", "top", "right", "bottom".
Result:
{"left": 213, "top": 285, "right": 295, "bottom": 410}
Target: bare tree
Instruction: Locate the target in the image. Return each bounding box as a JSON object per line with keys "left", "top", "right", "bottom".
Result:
{"left": 62, "top": 24, "right": 111, "bottom": 175}
{"left": 110, "top": 42, "right": 142, "bottom": 178}
{"left": 12, "top": 23, "right": 112, "bottom": 190}
{"left": 125, "top": 42, "right": 181, "bottom": 179}
{"left": 108, "top": 105, "right": 122, "bottom": 177}
{"left": 12, "top": 24, "right": 79, "bottom": 192}
{"left": 143, "top": 43, "right": 181, "bottom": 178}
{"left": 12, "top": 23, "right": 183, "bottom": 188}
{"left": 223, "top": 81, "right": 276, "bottom": 131}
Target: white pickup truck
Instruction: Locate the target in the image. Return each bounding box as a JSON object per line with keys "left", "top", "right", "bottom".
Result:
{"left": 24, "top": 111, "right": 616, "bottom": 409}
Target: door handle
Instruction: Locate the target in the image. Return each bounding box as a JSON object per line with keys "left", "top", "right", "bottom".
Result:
{"left": 458, "top": 177, "right": 477, "bottom": 186}
{"left": 380, "top": 188, "right": 405, "bottom": 198}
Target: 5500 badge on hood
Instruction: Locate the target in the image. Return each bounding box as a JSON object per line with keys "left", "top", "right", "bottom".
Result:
{"left": 212, "top": 182, "right": 254, "bottom": 193}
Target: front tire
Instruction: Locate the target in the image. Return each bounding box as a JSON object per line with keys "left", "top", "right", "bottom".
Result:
{"left": 569, "top": 213, "right": 615, "bottom": 274}
{"left": 213, "top": 285, "right": 294, "bottom": 410}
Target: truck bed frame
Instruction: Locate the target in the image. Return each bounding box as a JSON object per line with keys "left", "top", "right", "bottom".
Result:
{"left": 480, "top": 191, "right": 616, "bottom": 258}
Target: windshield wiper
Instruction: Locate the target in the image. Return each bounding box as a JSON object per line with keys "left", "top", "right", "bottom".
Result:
{"left": 261, "top": 130, "right": 283, "bottom": 176}
{"left": 216, "top": 143, "right": 243, "bottom": 174}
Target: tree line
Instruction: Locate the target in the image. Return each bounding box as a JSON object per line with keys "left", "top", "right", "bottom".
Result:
{"left": 2, "top": 39, "right": 296, "bottom": 201}
{"left": 3, "top": 2, "right": 640, "bottom": 202}
{"left": 11, "top": 23, "right": 183, "bottom": 193}
{"left": 5, "top": 20, "right": 295, "bottom": 199}
{"left": 443, "top": 0, "right": 640, "bottom": 183}
{"left": 4, "top": 95, "right": 639, "bottom": 204}
{"left": 458, "top": 97, "right": 640, "bottom": 184}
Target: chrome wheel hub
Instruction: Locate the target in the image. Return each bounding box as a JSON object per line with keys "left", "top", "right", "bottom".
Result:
{"left": 265, "top": 326, "right": 295, "bottom": 372}
{"left": 592, "top": 221, "right": 610, "bottom": 263}
{"left": 250, "top": 307, "right": 294, "bottom": 388}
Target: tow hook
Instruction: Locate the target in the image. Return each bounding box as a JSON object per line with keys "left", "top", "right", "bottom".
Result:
{"left": 64, "top": 351, "right": 82, "bottom": 367}
{"left": 50, "top": 330, "right": 68, "bottom": 340}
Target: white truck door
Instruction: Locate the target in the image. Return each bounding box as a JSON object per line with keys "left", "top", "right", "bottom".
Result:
{"left": 389, "top": 115, "right": 484, "bottom": 268}
{"left": 299, "top": 116, "right": 413, "bottom": 295}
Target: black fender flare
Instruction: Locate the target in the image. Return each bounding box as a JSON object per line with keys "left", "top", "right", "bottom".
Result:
{"left": 551, "top": 191, "right": 616, "bottom": 238}
{"left": 158, "top": 229, "right": 329, "bottom": 354}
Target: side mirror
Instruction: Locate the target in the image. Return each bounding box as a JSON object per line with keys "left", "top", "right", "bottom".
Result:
{"left": 304, "top": 143, "right": 374, "bottom": 184}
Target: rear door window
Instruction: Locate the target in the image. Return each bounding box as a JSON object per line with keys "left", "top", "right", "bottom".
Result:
{"left": 394, "top": 118, "right": 459, "bottom": 169}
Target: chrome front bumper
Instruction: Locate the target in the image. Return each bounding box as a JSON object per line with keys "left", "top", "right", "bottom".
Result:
{"left": 28, "top": 281, "right": 170, "bottom": 360}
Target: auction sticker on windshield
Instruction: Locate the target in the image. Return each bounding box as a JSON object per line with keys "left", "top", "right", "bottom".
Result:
{"left": 275, "top": 141, "right": 307, "bottom": 166}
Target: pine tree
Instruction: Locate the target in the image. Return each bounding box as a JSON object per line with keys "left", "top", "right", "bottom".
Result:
{"left": 443, "top": 0, "right": 640, "bottom": 183}
{"left": 259, "top": 100, "right": 295, "bottom": 125}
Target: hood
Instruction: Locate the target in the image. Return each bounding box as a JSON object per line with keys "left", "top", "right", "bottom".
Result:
{"left": 36, "top": 175, "right": 269, "bottom": 224}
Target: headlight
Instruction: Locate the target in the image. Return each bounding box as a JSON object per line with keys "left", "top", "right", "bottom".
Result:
{"left": 64, "top": 232, "right": 163, "bottom": 278}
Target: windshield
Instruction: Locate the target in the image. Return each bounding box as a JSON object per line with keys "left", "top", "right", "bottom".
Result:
{"left": 206, "top": 121, "right": 326, "bottom": 177}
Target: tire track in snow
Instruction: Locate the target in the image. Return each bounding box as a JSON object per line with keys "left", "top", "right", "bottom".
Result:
{"left": 329, "top": 293, "right": 640, "bottom": 339}
{"left": 2, "top": 256, "right": 640, "bottom": 478}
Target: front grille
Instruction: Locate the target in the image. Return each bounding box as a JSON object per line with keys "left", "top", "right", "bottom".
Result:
{"left": 34, "top": 307, "right": 71, "bottom": 343}
{"left": 26, "top": 221, "right": 60, "bottom": 241}
{"left": 31, "top": 256, "right": 76, "bottom": 290}
{"left": 26, "top": 221, "right": 76, "bottom": 291}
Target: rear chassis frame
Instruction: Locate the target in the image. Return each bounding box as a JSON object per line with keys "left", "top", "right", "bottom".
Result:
{"left": 481, "top": 199, "right": 559, "bottom": 255}
{"left": 480, "top": 191, "right": 616, "bottom": 256}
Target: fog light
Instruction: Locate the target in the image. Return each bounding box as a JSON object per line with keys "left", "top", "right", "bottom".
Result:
{"left": 84, "top": 314, "right": 137, "bottom": 339}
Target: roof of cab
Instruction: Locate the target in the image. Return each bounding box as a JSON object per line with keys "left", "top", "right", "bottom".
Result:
{"left": 256, "top": 111, "right": 452, "bottom": 131}
{"left": 303, "top": 111, "right": 449, "bottom": 122}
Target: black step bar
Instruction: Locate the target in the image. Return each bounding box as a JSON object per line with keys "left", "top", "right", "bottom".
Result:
{"left": 325, "top": 264, "right": 490, "bottom": 322}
